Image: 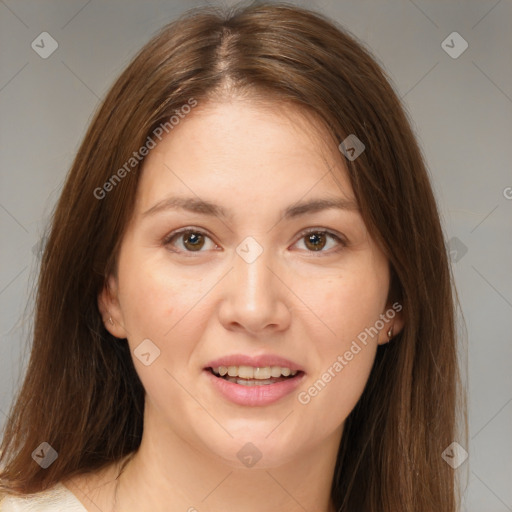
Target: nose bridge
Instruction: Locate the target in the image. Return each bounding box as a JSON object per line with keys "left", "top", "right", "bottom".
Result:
{"left": 219, "top": 235, "right": 290, "bottom": 333}
{"left": 233, "top": 237, "right": 274, "bottom": 308}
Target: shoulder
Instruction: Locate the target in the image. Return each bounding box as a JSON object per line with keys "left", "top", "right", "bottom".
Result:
{"left": 0, "top": 482, "right": 87, "bottom": 511}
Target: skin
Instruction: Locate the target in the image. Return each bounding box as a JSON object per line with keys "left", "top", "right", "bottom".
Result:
{"left": 64, "top": 97, "right": 403, "bottom": 512}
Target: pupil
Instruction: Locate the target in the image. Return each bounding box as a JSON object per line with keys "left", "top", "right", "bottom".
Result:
{"left": 306, "top": 233, "right": 326, "bottom": 251}
{"left": 184, "top": 233, "right": 204, "bottom": 251}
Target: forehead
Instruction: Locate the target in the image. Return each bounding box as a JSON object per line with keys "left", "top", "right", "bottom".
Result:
{"left": 135, "top": 99, "right": 355, "bottom": 214}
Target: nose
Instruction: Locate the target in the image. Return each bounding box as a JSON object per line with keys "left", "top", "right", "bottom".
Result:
{"left": 217, "top": 244, "right": 291, "bottom": 335}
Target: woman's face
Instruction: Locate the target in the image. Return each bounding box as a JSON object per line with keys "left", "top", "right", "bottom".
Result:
{"left": 102, "top": 98, "right": 402, "bottom": 468}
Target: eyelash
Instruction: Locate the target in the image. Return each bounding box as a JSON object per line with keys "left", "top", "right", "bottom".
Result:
{"left": 163, "top": 227, "right": 347, "bottom": 256}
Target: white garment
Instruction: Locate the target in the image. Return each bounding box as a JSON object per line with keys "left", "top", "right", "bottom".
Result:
{"left": 0, "top": 482, "right": 87, "bottom": 511}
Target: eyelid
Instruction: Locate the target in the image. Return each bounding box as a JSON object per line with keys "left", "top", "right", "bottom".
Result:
{"left": 163, "top": 226, "right": 211, "bottom": 243}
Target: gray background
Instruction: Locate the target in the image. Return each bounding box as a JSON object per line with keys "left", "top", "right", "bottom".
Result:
{"left": 1, "top": 0, "right": 511, "bottom": 510}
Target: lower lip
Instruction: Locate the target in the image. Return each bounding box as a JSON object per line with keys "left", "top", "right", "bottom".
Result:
{"left": 203, "top": 369, "right": 305, "bottom": 406}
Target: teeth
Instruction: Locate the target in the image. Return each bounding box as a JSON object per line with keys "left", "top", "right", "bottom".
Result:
{"left": 225, "top": 377, "right": 276, "bottom": 386}
{"left": 212, "top": 365, "right": 298, "bottom": 379}
{"left": 227, "top": 366, "right": 238, "bottom": 377}
{"left": 238, "top": 365, "right": 254, "bottom": 379}
{"left": 270, "top": 366, "right": 282, "bottom": 378}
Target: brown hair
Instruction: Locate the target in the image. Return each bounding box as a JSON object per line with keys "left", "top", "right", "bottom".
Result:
{"left": 0, "top": 2, "right": 466, "bottom": 510}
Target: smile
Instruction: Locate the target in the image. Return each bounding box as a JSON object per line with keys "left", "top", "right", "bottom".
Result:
{"left": 210, "top": 365, "right": 298, "bottom": 385}
{"left": 204, "top": 367, "right": 305, "bottom": 406}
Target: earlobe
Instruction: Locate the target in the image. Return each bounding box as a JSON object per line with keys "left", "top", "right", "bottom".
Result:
{"left": 377, "top": 301, "right": 405, "bottom": 345}
{"left": 98, "top": 274, "right": 128, "bottom": 339}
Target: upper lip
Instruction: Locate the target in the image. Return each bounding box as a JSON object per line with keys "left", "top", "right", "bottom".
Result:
{"left": 205, "top": 354, "right": 304, "bottom": 373}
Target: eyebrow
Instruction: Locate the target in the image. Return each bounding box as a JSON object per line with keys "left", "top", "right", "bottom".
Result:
{"left": 141, "top": 196, "right": 359, "bottom": 220}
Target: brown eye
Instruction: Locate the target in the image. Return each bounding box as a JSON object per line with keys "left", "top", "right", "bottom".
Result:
{"left": 182, "top": 232, "right": 205, "bottom": 251}
{"left": 164, "top": 229, "right": 217, "bottom": 253}
{"left": 294, "top": 229, "right": 346, "bottom": 254}
{"left": 304, "top": 232, "right": 327, "bottom": 251}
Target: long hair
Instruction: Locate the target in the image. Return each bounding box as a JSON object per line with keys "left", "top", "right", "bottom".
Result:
{"left": 0, "top": 2, "right": 466, "bottom": 510}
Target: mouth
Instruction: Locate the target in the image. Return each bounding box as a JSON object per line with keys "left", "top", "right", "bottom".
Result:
{"left": 203, "top": 355, "right": 306, "bottom": 406}
{"left": 206, "top": 365, "right": 304, "bottom": 386}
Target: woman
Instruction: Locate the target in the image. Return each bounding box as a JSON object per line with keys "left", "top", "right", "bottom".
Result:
{"left": 0, "top": 2, "right": 466, "bottom": 511}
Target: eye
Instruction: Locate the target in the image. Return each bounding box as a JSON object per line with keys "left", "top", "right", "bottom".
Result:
{"left": 293, "top": 229, "right": 346, "bottom": 254}
{"left": 163, "top": 227, "right": 347, "bottom": 255}
{"left": 163, "top": 228, "right": 218, "bottom": 253}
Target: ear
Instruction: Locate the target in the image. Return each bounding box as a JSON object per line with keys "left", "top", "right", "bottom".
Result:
{"left": 377, "top": 300, "right": 405, "bottom": 345}
{"left": 98, "top": 273, "right": 128, "bottom": 339}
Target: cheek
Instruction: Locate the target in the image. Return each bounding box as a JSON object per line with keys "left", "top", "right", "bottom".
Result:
{"left": 115, "top": 251, "right": 205, "bottom": 399}
{"left": 293, "top": 257, "right": 387, "bottom": 424}
{"left": 117, "top": 246, "right": 188, "bottom": 332}
{"left": 297, "top": 280, "right": 381, "bottom": 429}
{"left": 118, "top": 264, "right": 175, "bottom": 337}
{"left": 301, "top": 259, "right": 388, "bottom": 344}
{"left": 304, "top": 348, "right": 377, "bottom": 433}
{"left": 116, "top": 247, "right": 217, "bottom": 365}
